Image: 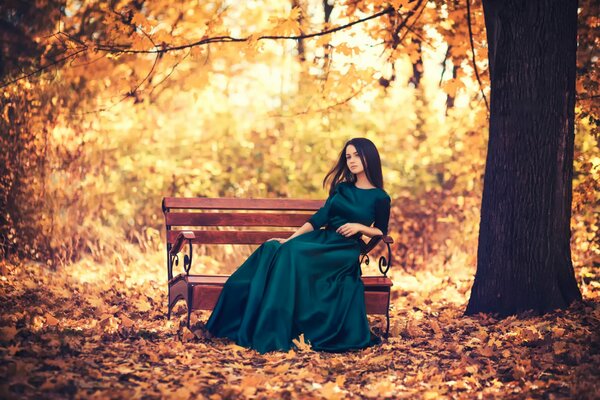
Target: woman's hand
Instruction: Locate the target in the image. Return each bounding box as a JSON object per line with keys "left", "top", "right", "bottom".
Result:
{"left": 267, "top": 237, "right": 287, "bottom": 243}
{"left": 336, "top": 223, "right": 363, "bottom": 237}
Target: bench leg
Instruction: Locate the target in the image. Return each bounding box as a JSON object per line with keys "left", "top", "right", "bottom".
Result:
{"left": 167, "top": 293, "right": 186, "bottom": 322}
{"left": 385, "top": 312, "right": 390, "bottom": 338}
{"left": 385, "top": 290, "right": 391, "bottom": 338}
{"left": 168, "top": 297, "right": 191, "bottom": 328}
{"left": 167, "top": 293, "right": 183, "bottom": 320}
{"left": 186, "top": 284, "right": 193, "bottom": 329}
{"left": 167, "top": 287, "right": 171, "bottom": 320}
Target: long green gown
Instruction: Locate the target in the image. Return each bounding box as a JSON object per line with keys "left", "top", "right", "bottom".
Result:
{"left": 205, "top": 181, "right": 392, "bottom": 354}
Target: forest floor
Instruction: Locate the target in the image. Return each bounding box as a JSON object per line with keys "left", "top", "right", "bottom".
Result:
{"left": 0, "top": 251, "right": 598, "bottom": 399}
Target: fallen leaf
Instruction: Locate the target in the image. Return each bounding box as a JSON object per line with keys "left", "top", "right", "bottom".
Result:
{"left": 45, "top": 313, "right": 59, "bottom": 326}
{"left": 0, "top": 326, "right": 18, "bottom": 342}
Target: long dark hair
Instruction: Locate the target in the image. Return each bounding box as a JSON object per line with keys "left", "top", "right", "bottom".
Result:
{"left": 322, "top": 138, "right": 384, "bottom": 196}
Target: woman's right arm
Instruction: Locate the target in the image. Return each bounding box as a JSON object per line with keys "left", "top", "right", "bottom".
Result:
{"left": 284, "top": 222, "right": 314, "bottom": 241}
{"left": 269, "top": 185, "right": 338, "bottom": 243}
{"left": 268, "top": 222, "right": 313, "bottom": 243}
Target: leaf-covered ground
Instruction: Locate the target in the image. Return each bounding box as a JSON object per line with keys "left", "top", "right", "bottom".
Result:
{"left": 0, "top": 252, "right": 598, "bottom": 399}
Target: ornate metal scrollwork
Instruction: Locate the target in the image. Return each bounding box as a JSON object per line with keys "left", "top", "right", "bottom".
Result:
{"left": 360, "top": 237, "right": 394, "bottom": 277}
{"left": 378, "top": 255, "right": 389, "bottom": 276}
{"left": 169, "top": 238, "right": 194, "bottom": 276}
{"left": 359, "top": 253, "right": 370, "bottom": 266}
{"left": 183, "top": 239, "right": 193, "bottom": 275}
{"left": 168, "top": 253, "right": 179, "bottom": 281}
{"left": 378, "top": 240, "right": 393, "bottom": 276}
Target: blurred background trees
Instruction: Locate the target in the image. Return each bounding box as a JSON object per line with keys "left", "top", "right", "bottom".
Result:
{"left": 0, "top": 0, "right": 597, "bottom": 280}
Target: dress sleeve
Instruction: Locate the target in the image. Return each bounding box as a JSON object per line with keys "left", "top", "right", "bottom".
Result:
{"left": 373, "top": 195, "right": 391, "bottom": 236}
{"left": 307, "top": 184, "right": 339, "bottom": 230}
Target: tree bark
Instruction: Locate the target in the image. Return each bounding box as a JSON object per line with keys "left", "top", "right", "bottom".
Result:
{"left": 292, "top": 0, "right": 306, "bottom": 62}
{"left": 408, "top": 39, "right": 423, "bottom": 88}
{"left": 466, "top": 0, "right": 582, "bottom": 316}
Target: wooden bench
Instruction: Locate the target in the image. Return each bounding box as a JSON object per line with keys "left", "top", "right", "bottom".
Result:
{"left": 162, "top": 196, "right": 395, "bottom": 337}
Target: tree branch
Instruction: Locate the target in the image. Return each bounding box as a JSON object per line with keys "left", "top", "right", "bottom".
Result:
{"left": 466, "top": 0, "right": 489, "bottom": 112}
{"left": 0, "top": 47, "right": 87, "bottom": 89}
{"left": 0, "top": 6, "right": 396, "bottom": 89}
{"left": 96, "top": 6, "right": 395, "bottom": 54}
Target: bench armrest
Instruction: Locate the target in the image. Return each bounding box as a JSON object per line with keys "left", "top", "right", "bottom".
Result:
{"left": 168, "top": 231, "right": 195, "bottom": 280}
{"left": 170, "top": 231, "right": 196, "bottom": 256}
{"left": 359, "top": 234, "right": 396, "bottom": 277}
{"left": 360, "top": 235, "right": 394, "bottom": 255}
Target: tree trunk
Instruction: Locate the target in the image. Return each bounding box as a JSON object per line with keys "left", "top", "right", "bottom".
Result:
{"left": 408, "top": 39, "right": 423, "bottom": 88}
{"left": 292, "top": 0, "right": 305, "bottom": 62}
{"left": 466, "top": 0, "right": 582, "bottom": 316}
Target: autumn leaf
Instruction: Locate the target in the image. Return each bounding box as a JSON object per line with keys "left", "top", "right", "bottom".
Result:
{"left": 289, "top": 6, "right": 302, "bottom": 21}
{"left": 390, "top": 0, "right": 413, "bottom": 9}
{"left": 120, "top": 314, "right": 135, "bottom": 328}
{"left": 365, "top": 380, "right": 395, "bottom": 398}
{"left": 0, "top": 325, "right": 18, "bottom": 342}
{"left": 321, "top": 381, "right": 345, "bottom": 400}
{"left": 180, "top": 327, "right": 196, "bottom": 342}
{"left": 131, "top": 12, "right": 147, "bottom": 28}
{"left": 442, "top": 79, "right": 461, "bottom": 98}
{"left": 478, "top": 345, "right": 494, "bottom": 357}
{"left": 99, "top": 315, "right": 119, "bottom": 333}
{"left": 335, "top": 43, "right": 356, "bottom": 57}
{"left": 292, "top": 333, "right": 312, "bottom": 352}
{"left": 45, "top": 313, "right": 59, "bottom": 326}
{"left": 136, "top": 297, "right": 152, "bottom": 312}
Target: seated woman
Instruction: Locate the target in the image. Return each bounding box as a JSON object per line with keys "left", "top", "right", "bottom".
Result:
{"left": 203, "top": 137, "right": 392, "bottom": 354}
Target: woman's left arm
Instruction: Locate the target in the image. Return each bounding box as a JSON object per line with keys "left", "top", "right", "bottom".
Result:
{"left": 372, "top": 195, "right": 391, "bottom": 236}
{"left": 336, "top": 195, "right": 391, "bottom": 238}
{"left": 359, "top": 225, "right": 385, "bottom": 238}
{"left": 335, "top": 222, "right": 383, "bottom": 238}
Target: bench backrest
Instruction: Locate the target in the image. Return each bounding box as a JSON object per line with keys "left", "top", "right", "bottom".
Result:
{"left": 162, "top": 197, "right": 324, "bottom": 245}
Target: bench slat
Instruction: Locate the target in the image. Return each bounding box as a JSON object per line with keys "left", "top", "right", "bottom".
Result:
{"left": 165, "top": 212, "right": 313, "bottom": 227}
{"left": 364, "top": 291, "right": 390, "bottom": 315}
{"left": 361, "top": 276, "right": 394, "bottom": 287}
{"left": 174, "top": 274, "right": 392, "bottom": 288}
{"left": 185, "top": 275, "right": 392, "bottom": 313}
{"left": 164, "top": 197, "right": 324, "bottom": 211}
{"left": 185, "top": 274, "right": 229, "bottom": 285}
{"left": 191, "top": 286, "right": 223, "bottom": 310}
{"left": 166, "top": 230, "right": 297, "bottom": 245}
{"left": 190, "top": 286, "right": 390, "bottom": 314}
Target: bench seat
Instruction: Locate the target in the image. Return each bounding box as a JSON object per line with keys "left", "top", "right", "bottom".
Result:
{"left": 169, "top": 273, "right": 393, "bottom": 316}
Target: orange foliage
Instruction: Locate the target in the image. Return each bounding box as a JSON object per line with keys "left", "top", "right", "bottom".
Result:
{"left": 0, "top": 0, "right": 598, "bottom": 397}
{"left": 0, "top": 256, "right": 598, "bottom": 398}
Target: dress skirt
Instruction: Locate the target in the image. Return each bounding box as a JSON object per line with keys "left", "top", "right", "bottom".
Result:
{"left": 205, "top": 227, "right": 380, "bottom": 354}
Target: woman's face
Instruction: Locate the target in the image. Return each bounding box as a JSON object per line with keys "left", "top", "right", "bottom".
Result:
{"left": 345, "top": 144, "right": 365, "bottom": 175}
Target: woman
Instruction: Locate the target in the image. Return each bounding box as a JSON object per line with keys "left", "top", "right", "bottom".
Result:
{"left": 203, "top": 137, "right": 392, "bottom": 354}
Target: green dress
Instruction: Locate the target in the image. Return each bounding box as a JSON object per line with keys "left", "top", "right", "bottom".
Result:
{"left": 205, "top": 181, "right": 391, "bottom": 354}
